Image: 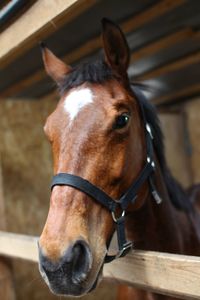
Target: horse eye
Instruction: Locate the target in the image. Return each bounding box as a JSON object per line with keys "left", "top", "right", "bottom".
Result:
{"left": 115, "top": 113, "right": 130, "bottom": 129}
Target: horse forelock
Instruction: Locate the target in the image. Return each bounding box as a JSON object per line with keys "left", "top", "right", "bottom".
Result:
{"left": 58, "top": 59, "right": 113, "bottom": 95}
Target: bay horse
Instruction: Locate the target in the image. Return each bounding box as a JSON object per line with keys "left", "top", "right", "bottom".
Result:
{"left": 38, "top": 18, "right": 200, "bottom": 299}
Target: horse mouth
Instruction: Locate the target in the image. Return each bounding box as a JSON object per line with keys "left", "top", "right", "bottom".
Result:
{"left": 39, "top": 258, "right": 104, "bottom": 297}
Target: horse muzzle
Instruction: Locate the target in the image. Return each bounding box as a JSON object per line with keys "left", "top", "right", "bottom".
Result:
{"left": 38, "top": 239, "right": 95, "bottom": 296}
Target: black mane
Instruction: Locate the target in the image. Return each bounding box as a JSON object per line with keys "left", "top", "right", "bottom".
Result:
{"left": 59, "top": 59, "right": 192, "bottom": 212}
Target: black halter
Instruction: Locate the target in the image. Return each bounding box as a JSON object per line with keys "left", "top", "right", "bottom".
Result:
{"left": 51, "top": 86, "right": 161, "bottom": 263}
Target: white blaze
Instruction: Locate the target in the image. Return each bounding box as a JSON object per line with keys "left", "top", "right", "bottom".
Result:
{"left": 64, "top": 88, "right": 93, "bottom": 121}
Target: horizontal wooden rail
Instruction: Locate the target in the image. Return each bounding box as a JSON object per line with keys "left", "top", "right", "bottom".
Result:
{"left": 0, "top": 0, "right": 96, "bottom": 69}
{"left": 0, "top": 231, "right": 200, "bottom": 299}
{"left": 130, "top": 27, "right": 195, "bottom": 62}
{"left": 0, "top": 231, "right": 38, "bottom": 262}
{"left": 104, "top": 251, "right": 200, "bottom": 300}
{"left": 153, "top": 82, "right": 200, "bottom": 105}
{"left": 137, "top": 50, "right": 200, "bottom": 81}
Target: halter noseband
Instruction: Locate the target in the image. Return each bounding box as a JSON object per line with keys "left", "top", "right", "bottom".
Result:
{"left": 51, "top": 86, "right": 162, "bottom": 263}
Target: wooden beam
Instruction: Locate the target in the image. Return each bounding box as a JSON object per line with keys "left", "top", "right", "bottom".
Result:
{"left": 1, "top": 231, "right": 200, "bottom": 299}
{"left": 0, "top": 231, "right": 38, "bottom": 262}
{"left": 130, "top": 28, "right": 195, "bottom": 62}
{"left": 153, "top": 83, "right": 200, "bottom": 106}
{"left": 136, "top": 51, "right": 200, "bottom": 81}
{"left": 122, "top": 0, "right": 186, "bottom": 33}
{"left": 104, "top": 251, "right": 200, "bottom": 300}
{"left": 0, "top": 0, "right": 96, "bottom": 69}
{"left": 0, "top": 0, "right": 186, "bottom": 98}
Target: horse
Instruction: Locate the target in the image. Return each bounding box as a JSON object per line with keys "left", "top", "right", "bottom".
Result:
{"left": 38, "top": 18, "right": 200, "bottom": 300}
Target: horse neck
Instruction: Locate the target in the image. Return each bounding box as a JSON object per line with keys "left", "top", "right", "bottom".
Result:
{"left": 126, "top": 161, "right": 190, "bottom": 254}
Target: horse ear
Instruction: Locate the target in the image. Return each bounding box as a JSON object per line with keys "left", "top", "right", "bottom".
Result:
{"left": 40, "top": 43, "right": 72, "bottom": 83}
{"left": 101, "top": 18, "right": 130, "bottom": 76}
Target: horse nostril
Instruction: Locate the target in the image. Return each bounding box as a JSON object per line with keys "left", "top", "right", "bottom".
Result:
{"left": 39, "top": 240, "right": 92, "bottom": 285}
{"left": 39, "top": 249, "right": 63, "bottom": 273}
{"left": 70, "top": 240, "right": 92, "bottom": 284}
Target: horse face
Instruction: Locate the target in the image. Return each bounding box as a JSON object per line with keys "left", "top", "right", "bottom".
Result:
{"left": 39, "top": 19, "right": 145, "bottom": 296}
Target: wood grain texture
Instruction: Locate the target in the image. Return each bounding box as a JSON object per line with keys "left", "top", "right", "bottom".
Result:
{"left": 0, "top": 0, "right": 96, "bottom": 68}
{"left": 104, "top": 250, "right": 200, "bottom": 299}
{"left": 1, "top": 231, "right": 200, "bottom": 299}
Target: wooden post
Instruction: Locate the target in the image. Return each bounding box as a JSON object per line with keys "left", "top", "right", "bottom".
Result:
{"left": 0, "top": 161, "right": 16, "bottom": 300}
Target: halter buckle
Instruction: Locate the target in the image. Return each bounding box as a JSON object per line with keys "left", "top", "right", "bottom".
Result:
{"left": 116, "top": 241, "right": 133, "bottom": 259}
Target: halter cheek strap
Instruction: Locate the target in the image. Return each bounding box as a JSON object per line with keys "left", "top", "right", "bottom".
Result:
{"left": 50, "top": 86, "right": 162, "bottom": 263}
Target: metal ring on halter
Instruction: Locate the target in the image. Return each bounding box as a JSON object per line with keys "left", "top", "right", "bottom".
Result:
{"left": 111, "top": 210, "right": 125, "bottom": 222}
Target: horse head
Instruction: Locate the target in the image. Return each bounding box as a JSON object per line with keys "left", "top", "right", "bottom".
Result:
{"left": 38, "top": 19, "right": 148, "bottom": 296}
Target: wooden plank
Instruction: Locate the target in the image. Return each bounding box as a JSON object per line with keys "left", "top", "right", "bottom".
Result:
{"left": 104, "top": 251, "right": 200, "bottom": 300}
{"left": 0, "top": 0, "right": 186, "bottom": 98}
{"left": 0, "top": 231, "right": 38, "bottom": 262}
{"left": 131, "top": 28, "right": 195, "bottom": 62}
{"left": 1, "top": 231, "right": 200, "bottom": 299}
{"left": 137, "top": 51, "right": 200, "bottom": 81}
{"left": 122, "top": 0, "right": 186, "bottom": 33}
{"left": 153, "top": 83, "right": 200, "bottom": 105}
{"left": 0, "top": 0, "right": 96, "bottom": 69}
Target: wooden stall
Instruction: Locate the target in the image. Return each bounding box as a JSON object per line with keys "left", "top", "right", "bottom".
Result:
{"left": 0, "top": 1, "right": 200, "bottom": 299}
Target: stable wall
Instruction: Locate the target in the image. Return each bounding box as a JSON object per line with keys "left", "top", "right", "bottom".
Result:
{"left": 184, "top": 97, "right": 200, "bottom": 184}
{"left": 159, "top": 112, "right": 192, "bottom": 188}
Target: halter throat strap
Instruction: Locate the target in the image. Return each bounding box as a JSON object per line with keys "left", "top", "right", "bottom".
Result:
{"left": 51, "top": 86, "right": 159, "bottom": 263}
